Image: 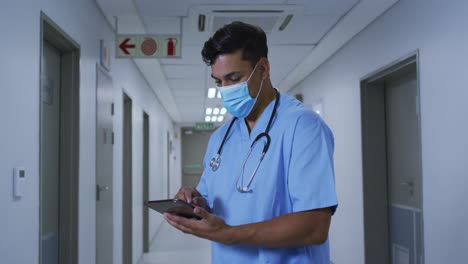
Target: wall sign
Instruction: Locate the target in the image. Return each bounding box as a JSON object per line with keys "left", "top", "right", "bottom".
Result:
{"left": 116, "top": 35, "right": 181, "bottom": 58}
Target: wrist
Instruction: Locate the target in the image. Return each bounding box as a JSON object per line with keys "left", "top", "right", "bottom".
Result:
{"left": 221, "top": 225, "right": 238, "bottom": 245}
{"left": 221, "top": 224, "right": 253, "bottom": 245}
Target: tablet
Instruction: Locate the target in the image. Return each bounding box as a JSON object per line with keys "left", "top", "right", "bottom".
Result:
{"left": 144, "top": 198, "right": 201, "bottom": 219}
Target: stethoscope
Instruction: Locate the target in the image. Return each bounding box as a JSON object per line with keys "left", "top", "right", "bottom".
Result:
{"left": 209, "top": 89, "right": 280, "bottom": 193}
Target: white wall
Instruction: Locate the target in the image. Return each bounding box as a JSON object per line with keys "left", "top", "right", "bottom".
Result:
{"left": 0, "top": 1, "right": 180, "bottom": 264}
{"left": 290, "top": 0, "right": 468, "bottom": 263}
{"left": 171, "top": 126, "right": 183, "bottom": 198}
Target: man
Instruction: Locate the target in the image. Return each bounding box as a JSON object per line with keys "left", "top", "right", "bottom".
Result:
{"left": 164, "top": 21, "right": 338, "bottom": 263}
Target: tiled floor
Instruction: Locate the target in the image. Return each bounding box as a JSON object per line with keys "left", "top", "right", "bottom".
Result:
{"left": 142, "top": 221, "right": 211, "bottom": 264}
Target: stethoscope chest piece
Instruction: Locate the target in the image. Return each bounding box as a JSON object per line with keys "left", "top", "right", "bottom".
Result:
{"left": 210, "top": 154, "right": 220, "bottom": 171}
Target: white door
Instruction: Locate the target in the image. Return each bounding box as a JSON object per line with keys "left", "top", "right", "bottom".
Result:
{"left": 96, "top": 66, "right": 114, "bottom": 264}
{"left": 40, "top": 41, "right": 61, "bottom": 264}
{"left": 385, "top": 70, "right": 424, "bottom": 264}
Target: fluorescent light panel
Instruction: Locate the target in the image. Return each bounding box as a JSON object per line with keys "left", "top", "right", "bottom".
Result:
{"left": 207, "top": 88, "right": 216, "bottom": 98}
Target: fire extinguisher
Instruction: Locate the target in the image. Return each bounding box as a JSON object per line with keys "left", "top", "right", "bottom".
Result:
{"left": 166, "top": 38, "right": 177, "bottom": 56}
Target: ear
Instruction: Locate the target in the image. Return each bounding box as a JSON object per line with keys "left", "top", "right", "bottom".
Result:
{"left": 259, "top": 57, "right": 270, "bottom": 80}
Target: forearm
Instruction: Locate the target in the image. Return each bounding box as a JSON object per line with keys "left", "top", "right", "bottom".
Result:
{"left": 224, "top": 208, "right": 331, "bottom": 248}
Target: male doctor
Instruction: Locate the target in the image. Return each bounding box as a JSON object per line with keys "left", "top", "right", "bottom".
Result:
{"left": 164, "top": 21, "right": 338, "bottom": 263}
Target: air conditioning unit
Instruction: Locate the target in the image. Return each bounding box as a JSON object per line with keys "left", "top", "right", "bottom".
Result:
{"left": 194, "top": 5, "right": 301, "bottom": 33}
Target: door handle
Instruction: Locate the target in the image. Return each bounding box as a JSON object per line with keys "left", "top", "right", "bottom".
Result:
{"left": 99, "top": 185, "right": 110, "bottom": 191}
{"left": 96, "top": 184, "right": 110, "bottom": 201}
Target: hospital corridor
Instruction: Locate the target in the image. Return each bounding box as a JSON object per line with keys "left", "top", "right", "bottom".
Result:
{"left": 1, "top": 0, "right": 468, "bottom": 264}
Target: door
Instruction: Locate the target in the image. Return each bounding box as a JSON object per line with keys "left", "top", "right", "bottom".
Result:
{"left": 122, "top": 94, "right": 133, "bottom": 264}
{"left": 385, "top": 70, "right": 424, "bottom": 264}
{"left": 167, "top": 131, "right": 171, "bottom": 198}
{"left": 40, "top": 16, "right": 80, "bottom": 264}
{"left": 181, "top": 128, "right": 213, "bottom": 187}
{"left": 143, "top": 113, "right": 150, "bottom": 253}
{"left": 96, "top": 66, "right": 114, "bottom": 264}
{"left": 361, "top": 55, "right": 424, "bottom": 264}
{"left": 40, "top": 41, "right": 61, "bottom": 264}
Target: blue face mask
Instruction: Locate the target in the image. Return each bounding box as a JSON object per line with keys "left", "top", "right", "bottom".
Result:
{"left": 217, "top": 63, "right": 264, "bottom": 118}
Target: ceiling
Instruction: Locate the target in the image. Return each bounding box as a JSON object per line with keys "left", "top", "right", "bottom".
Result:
{"left": 96, "top": 0, "right": 398, "bottom": 125}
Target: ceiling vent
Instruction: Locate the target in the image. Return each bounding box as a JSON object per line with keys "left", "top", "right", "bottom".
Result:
{"left": 210, "top": 10, "right": 286, "bottom": 33}
{"left": 194, "top": 5, "right": 299, "bottom": 33}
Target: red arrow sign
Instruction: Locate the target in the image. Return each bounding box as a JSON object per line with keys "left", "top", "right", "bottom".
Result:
{"left": 119, "top": 38, "right": 135, "bottom": 55}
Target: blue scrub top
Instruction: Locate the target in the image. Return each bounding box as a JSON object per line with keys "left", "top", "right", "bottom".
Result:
{"left": 197, "top": 93, "right": 338, "bottom": 264}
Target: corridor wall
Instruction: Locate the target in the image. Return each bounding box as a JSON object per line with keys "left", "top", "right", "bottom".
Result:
{"left": 0, "top": 1, "right": 180, "bottom": 263}
{"left": 290, "top": 0, "right": 468, "bottom": 263}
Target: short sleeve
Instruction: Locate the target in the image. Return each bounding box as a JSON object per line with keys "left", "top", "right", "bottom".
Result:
{"left": 287, "top": 112, "right": 338, "bottom": 214}
{"left": 196, "top": 131, "right": 219, "bottom": 210}
{"left": 196, "top": 170, "right": 210, "bottom": 208}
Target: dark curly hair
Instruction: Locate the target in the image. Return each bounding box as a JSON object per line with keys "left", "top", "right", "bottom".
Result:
{"left": 201, "top": 21, "right": 268, "bottom": 67}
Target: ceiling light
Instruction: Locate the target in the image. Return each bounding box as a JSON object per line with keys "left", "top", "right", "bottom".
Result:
{"left": 279, "top": 14, "right": 293, "bottom": 31}
{"left": 207, "top": 88, "right": 216, "bottom": 98}
{"left": 198, "top": 14, "right": 206, "bottom": 32}
{"left": 206, "top": 108, "right": 213, "bottom": 115}
{"left": 217, "top": 91, "right": 221, "bottom": 98}
{"left": 211, "top": 116, "right": 217, "bottom": 122}
{"left": 205, "top": 116, "right": 211, "bottom": 122}
{"left": 217, "top": 116, "right": 224, "bottom": 122}
{"left": 220, "top": 108, "right": 227, "bottom": 115}
{"left": 213, "top": 108, "right": 220, "bottom": 115}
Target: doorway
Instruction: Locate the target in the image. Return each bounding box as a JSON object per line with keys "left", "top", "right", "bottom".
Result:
{"left": 95, "top": 65, "right": 115, "bottom": 264}
{"left": 143, "top": 112, "right": 150, "bottom": 253}
{"left": 181, "top": 128, "right": 213, "bottom": 187}
{"left": 361, "top": 54, "right": 424, "bottom": 264}
{"left": 39, "top": 14, "right": 80, "bottom": 264}
{"left": 122, "top": 94, "right": 133, "bottom": 264}
{"left": 167, "top": 131, "right": 172, "bottom": 198}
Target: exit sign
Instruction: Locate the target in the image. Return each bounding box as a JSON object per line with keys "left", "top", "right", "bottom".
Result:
{"left": 195, "top": 122, "right": 215, "bottom": 131}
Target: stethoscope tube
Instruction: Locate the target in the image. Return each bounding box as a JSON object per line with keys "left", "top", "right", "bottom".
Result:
{"left": 210, "top": 89, "right": 280, "bottom": 192}
{"left": 236, "top": 132, "right": 271, "bottom": 193}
